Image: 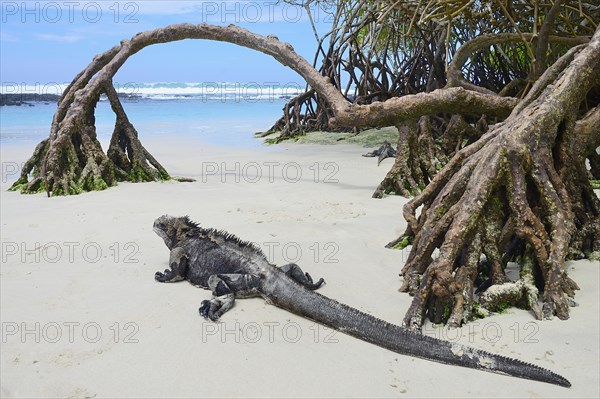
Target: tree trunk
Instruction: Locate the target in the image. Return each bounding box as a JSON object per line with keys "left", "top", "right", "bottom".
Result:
{"left": 371, "top": 114, "right": 489, "bottom": 198}
{"left": 396, "top": 29, "right": 600, "bottom": 329}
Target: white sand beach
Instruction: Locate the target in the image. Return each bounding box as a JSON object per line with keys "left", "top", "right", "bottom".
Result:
{"left": 1, "top": 138, "right": 599, "bottom": 398}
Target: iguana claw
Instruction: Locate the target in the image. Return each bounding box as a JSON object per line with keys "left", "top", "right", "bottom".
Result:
{"left": 199, "top": 295, "right": 234, "bottom": 321}
{"left": 154, "top": 270, "right": 169, "bottom": 282}
{"left": 199, "top": 299, "right": 219, "bottom": 321}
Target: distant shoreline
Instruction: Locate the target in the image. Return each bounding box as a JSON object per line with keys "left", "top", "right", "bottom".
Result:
{"left": 0, "top": 93, "right": 143, "bottom": 106}
{"left": 0, "top": 93, "right": 60, "bottom": 106}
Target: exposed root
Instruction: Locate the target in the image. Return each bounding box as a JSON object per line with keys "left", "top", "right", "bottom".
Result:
{"left": 269, "top": 89, "right": 331, "bottom": 140}
{"left": 104, "top": 84, "right": 169, "bottom": 182}
{"left": 9, "top": 83, "right": 168, "bottom": 195}
{"left": 372, "top": 119, "right": 423, "bottom": 197}
{"left": 38, "top": 85, "right": 117, "bottom": 196}
{"left": 8, "top": 139, "right": 49, "bottom": 194}
{"left": 394, "top": 31, "right": 600, "bottom": 330}
{"left": 479, "top": 250, "right": 543, "bottom": 318}
{"left": 373, "top": 114, "right": 489, "bottom": 199}
{"left": 399, "top": 120, "right": 591, "bottom": 330}
{"left": 447, "top": 231, "right": 480, "bottom": 327}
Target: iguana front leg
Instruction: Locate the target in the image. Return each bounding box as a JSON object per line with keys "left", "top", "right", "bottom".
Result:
{"left": 199, "top": 274, "right": 262, "bottom": 321}
{"left": 155, "top": 247, "right": 188, "bottom": 283}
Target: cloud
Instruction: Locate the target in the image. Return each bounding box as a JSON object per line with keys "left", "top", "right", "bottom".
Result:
{"left": 132, "top": 1, "right": 316, "bottom": 22}
{"left": 35, "top": 33, "right": 84, "bottom": 43}
{"left": 0, "top": 32, "right": 20, "bottom": 42}
{"left": 134, "top": 1, "right": 207, "bottom": 15}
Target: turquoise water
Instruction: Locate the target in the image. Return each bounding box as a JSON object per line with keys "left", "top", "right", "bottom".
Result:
{"left": 0, "top": 96, "right": 288, "bottom": 148}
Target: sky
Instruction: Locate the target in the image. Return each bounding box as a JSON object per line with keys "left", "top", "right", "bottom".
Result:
{"left": 0, "top": 1, "right": 335, "bottom": 90}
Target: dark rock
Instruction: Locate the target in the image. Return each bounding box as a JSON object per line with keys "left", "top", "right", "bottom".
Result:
{"left": 0, "top": 94, "right": 60, "bottom": 106}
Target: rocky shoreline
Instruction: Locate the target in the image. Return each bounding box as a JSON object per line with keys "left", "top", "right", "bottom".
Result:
{"left": 1, "top": 93, "right": 141, "bottom": 106}
{"left": 0, "top": 94, "right": 60, "bottom": 106}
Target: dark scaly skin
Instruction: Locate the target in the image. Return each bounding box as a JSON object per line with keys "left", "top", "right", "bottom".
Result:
{"left": 153, "top": 215, "right": 571, "bottom": 388}
{"left": 362, "top": 140, "right": 397, "bottom": 166}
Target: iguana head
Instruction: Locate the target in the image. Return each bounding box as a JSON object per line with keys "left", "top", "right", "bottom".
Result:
{"left": 153, "top": 215, "right": 200, "bottom": 249}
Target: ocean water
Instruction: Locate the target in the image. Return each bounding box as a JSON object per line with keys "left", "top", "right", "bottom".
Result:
{"left": 0, "top": 82, "right": 302, "bottom": 148}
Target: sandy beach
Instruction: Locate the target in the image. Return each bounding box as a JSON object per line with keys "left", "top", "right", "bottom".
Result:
{"left": 1, "top": 138, "right": 599, "bottom": 398}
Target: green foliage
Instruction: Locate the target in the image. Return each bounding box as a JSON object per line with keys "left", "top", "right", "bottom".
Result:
{"left": 493, "top": 300, "right": 513, "bottom": 313}
{"left": 442, "top": 302, "right": 452, "bottom": 321}
{"left": 128, "top": 160, "right": 170, "bottom": 183}
{"left": 403, "top": 180, "right": 414, "bottom": 196}
{"left": 471, "top": 303, "right": 489, "bottom": 319}
{"left": 276, "top": 126, "right": 399, "bottom": 146}
{"left": 434, "top": 204, "right": 448, "bottom": 219}
{"left": 391, "top": 235, "right": 414, "bottom": 250}
{"left": 8, "top": 176, "right": 31, "bottom": 193}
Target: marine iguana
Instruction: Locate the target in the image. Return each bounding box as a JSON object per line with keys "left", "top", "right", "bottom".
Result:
{"left": 362, "top": 140, "right": 397, "bottom": 165}
{"left": 153, "top": 215, "right": 571, "bottom": 388}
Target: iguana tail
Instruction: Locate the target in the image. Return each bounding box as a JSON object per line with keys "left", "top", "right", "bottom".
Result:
{"left": 266, "top": 275, "right": 571, "bottom": 387}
